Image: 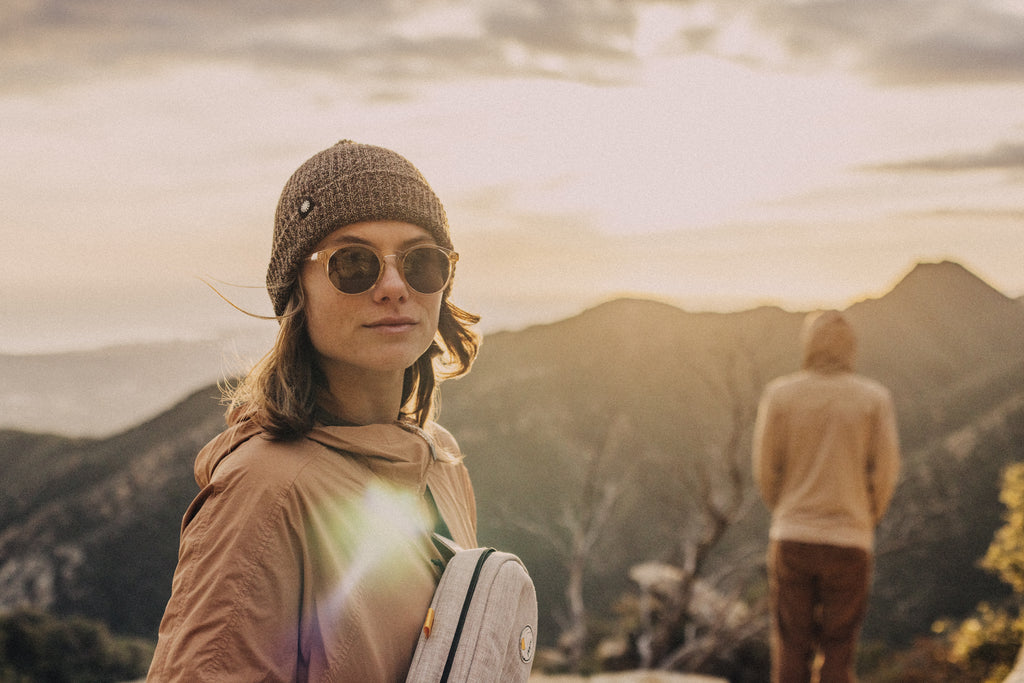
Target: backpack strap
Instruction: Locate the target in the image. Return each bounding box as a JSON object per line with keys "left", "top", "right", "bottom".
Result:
{"left": 441, "top": 548, "right": 497, "bottom": 682}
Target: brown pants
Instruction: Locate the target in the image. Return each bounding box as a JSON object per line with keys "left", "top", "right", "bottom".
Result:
{"left": 768, "top": 540, "right": 872, "bottom": 683}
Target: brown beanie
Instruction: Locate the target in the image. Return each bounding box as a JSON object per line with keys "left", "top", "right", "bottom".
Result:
{"left": 266, "top": 140, "right": 452, "bottom": 316}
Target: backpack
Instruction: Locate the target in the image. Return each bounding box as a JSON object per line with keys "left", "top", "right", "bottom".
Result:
{"left": 405, "top": 536, "right": 537, "bottom": 682}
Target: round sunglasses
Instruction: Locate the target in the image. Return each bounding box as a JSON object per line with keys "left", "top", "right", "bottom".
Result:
{"left": 308, "top": 243, "right": 458, "bottom": 295}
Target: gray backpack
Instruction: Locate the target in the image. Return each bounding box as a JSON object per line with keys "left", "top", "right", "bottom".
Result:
{"left": 405, "top": 537, "right": 537, "bottom": 682}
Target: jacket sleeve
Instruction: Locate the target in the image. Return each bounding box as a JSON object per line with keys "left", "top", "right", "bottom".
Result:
{"left": 147, "top": 469, "right": 305, "bottom": 682}
{"left": 868, "top": 390, "right": 901, "bottom": 524}
{"left": 751, "top": 386, "right": 784, "bottom": 510}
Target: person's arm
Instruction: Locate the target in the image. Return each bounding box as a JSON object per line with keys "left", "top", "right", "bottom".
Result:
{"left": 752, "top": 388, "right": 784, "bottom": 509}
{"left": 148, "top": 474, "right": 304, "bottom": 681}
{"left": 869, "top": 390, "right": 902, "bottom": 524}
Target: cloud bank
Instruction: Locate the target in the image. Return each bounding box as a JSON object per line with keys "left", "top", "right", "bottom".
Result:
{"left": 4, "top": 0, "right": 1023, "bottom": 95}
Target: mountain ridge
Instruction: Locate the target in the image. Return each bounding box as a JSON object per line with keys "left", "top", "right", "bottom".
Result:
{"left": 0, "top": 331, "right": 272, "bottom": 438}
{"left": 0, "top": 260, "right": 1022, "bottom": 654}
{"left": 1, "top": 259, "right": 1018, "bottom": 438}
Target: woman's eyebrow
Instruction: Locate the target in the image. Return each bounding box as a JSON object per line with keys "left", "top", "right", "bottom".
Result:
{"left": 398, "top": 236, "right": 436, "bottom": 249}
{"left": 321, "top": 234, "right": 436, "bottom": 249}
{"left": 323, "top": 235, "right": 372, "bottom": 247}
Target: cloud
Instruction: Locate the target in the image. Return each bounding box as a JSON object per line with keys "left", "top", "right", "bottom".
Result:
{"left": 1, "top": 2, "right": 420, "bottom": 91}
{"left": 625, "top": 0, "right": 1024, "bottom": 86}
{"left": 862, "top": 141, "right": 1024, "bottom": 173}
{"left": 747, "top": 0, "right": 1024, "bottom": 85}
{"left": 482, "top": 2, "right": 634, "bottom": 61}
{"left": 4, "top": 0, "right": 1023, "bottom": 96}
{"left": 0, "top": 0, "right": 639, "bottom": 94}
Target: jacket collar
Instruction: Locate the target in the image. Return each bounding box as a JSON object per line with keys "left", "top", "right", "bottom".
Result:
{"left": 194, "top": 419, "right": 438, "bottom": 490}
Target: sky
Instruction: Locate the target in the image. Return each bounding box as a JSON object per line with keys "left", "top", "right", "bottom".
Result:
{"left": 2, "top": 0, "right": 1023, "bottom": 353}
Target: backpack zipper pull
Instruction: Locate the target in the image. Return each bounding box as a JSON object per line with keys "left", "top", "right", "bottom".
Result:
{"left": 422, "top": 607, "right": 435, "bottom": 638}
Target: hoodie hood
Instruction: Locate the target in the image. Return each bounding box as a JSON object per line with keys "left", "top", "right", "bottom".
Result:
{"left": 800, "top": 309, "right": 856, "bottom": 373}
{"left": 194, "top": 419, "right": 452, "bottom": 489}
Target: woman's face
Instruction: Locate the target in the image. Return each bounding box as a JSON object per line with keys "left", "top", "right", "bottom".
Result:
{"left": 301, "top": 220, "right": 444, "bottom": 382}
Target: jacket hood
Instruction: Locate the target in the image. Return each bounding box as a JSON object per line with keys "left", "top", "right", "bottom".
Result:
{"left": 800, "top": 309, "right": 856, "bottom": 373}
{"left": 194, "top": 419, "right": 453, "bottom": 489}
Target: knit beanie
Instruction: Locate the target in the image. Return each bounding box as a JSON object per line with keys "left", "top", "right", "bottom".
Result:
{"left": 266, "top": 140, "right": 452, "bottom": 316}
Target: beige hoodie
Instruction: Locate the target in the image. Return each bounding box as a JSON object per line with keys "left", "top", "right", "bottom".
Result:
{"left": 752, "top": 310, "right": 901, "bottom": 551}
{"left": 147, "top": 420, "right": 477, "bottom": 682}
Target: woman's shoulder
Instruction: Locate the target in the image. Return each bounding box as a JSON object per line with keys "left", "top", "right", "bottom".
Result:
{"left": 201, "top": 426, "right": 369, "bottom": 495}
{"left": 217, "top": 433, "right": 315, "bottom": 473}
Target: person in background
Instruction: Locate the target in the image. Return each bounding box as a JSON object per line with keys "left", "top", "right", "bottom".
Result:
{"left": 752, "top": 309, "right": 901, "bottom": 683}
{"left": 147, "top": 140, "right": 481, "bottom": 682}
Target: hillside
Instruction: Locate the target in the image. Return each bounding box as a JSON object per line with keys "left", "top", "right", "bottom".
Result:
{"left": 847, "top": 261, "right": 1024, "bottom": 435}
{"left": 0, "top": 260, "right": 1022, "bottom": 658}
{"left": 443, "top": 260, "right": 1024, "bottom": 646}
{"left": 0, "top": 387, "right": 224, "bottom": 635}
{"left": 0, "top": 329, "right": 273, "bottom": 437}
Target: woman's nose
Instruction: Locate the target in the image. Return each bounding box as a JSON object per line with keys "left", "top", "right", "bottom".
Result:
{"left": 373, "top": 255, "right": 409, "bottom": 300}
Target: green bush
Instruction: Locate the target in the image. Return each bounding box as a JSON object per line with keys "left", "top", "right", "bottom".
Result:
{"left": 982, "top": 463, "right": 1024, "bottom": 594}
{"left": 861, "top": 462, "right": 1024, "bottom": 683}
{"left": 939, "top": 463, "right": 1024, "bottom": 682}
{"left": 0, "top": 608, "right": 153, "bottom": 683}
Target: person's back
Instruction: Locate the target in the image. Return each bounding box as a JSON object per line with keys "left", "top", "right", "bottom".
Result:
{"left": 752, "top": 310, "right": 900, "bottom": 683}
{"left": 755, "top": 367, "right": 899, "bottom": 551}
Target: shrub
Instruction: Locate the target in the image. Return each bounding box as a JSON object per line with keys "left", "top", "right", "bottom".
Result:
{"left": 0, "top": 608, "right": 153, "bottom": 683}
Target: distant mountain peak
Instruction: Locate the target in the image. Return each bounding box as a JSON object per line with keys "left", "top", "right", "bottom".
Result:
{"left": 904, "top": 259, "right": 982, "bottom": 281}
{"left": 884, "top": 260, "right": 1012, "bottom": 307}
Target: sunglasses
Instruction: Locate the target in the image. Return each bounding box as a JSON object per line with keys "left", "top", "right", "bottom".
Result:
{"left": 308, "top": 243, "right": 458, "bottom": 295}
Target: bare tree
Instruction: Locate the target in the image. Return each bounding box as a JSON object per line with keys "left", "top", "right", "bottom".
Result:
{"left": 632, "top": 349, "right": 766, "bottom": 671}
{"left": 515, "top": 343, "right": 771, "bottom": 676}
{"left": 515, "top": 414, "right": 633, "bottom": 673}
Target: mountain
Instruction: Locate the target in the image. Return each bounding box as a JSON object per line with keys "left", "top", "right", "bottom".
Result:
{"left": 846, "top": 261, "right": 1024, "bottom": 430}
{"left": 443, "top": 260, "right": 1024, "bottom": 646}
{"left": 0, "top": 329, "right": 274, "bottom": 437}
{"left": 0, "top": 260, "right": 1022, "bottom": 656}
{"left": 0, "top": 387, "right": 224, "bottom": 636}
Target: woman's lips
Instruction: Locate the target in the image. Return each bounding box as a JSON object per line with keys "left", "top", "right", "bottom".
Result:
{"left": 365, "top": 317, "right": 416, "bottom": 332}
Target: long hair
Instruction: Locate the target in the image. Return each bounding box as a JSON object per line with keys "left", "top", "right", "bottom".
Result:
{"left": 225, "top": 286, "right": 480, "bottom": 439}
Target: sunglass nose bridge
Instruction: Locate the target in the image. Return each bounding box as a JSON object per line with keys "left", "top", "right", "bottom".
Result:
{"left": 375, "top": 254, "right": 408, "bottom": 288}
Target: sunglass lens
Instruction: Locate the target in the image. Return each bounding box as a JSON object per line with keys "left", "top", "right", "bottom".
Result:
{"left": 328, "top": 246, "right": 381, "bottom": 294}
{"left": 404, "top": 247, "right": 451, "bottom": 294}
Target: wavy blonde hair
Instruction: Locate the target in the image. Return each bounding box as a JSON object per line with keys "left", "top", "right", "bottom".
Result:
{"left": 225, "top": 285, "right": 480, "bottom": 439}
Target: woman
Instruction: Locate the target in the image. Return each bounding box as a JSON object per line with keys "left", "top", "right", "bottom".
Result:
{"left": 147, "top": 140, "right": 481, "bottom": 681}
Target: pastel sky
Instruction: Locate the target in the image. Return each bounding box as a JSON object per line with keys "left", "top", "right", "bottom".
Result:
{"left": 2, "top": 0, "right": 1023, "bottom": 353}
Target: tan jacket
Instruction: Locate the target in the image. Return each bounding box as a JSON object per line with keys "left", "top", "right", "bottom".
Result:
{"left": 752, "top": 311, "right": 901, "bottom": 551}
{"left": 147, "top": 420, "right": 477, "bottom": 682}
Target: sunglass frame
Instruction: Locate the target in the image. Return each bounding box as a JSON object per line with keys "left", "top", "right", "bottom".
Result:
{"left": 307, "top": 243, "right": 458, "bottom": 295}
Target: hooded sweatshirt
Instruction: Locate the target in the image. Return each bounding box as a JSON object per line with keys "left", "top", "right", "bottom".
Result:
{"left": 751, "top": 310, "right": 901, "bottom": 551}
{"left": 147, "top": 420, "right": 477, "bottom": 682}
